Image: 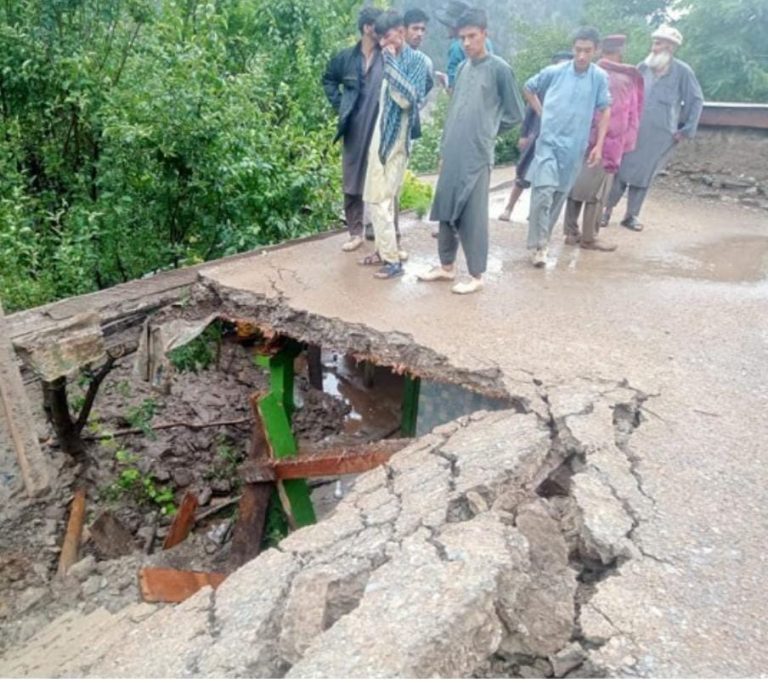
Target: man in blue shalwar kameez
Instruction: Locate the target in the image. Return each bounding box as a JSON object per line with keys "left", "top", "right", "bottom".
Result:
{"left": 524, "top": 27, "right": 612, "bottom": 268}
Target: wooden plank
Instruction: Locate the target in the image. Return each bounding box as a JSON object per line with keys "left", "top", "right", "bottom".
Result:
{"left": 162, "top": 491, "right": 199, "bottom": 550}
{"left": 57, "top": 490, "right": 86, "bottom": 577}
{"left": 227, "top": 483, "right": 274, "bottom": 571}
{"left": 272, "top": 439, "right": 411, "bottom": 480}
{"left": 0, "top": 301, "right": 50, "bottom": 498}
{"left": 138, "top": 567, "right": 227, "bottom": 603}
{"left": 228, "top": 405, "right": 273, "bottom": 571}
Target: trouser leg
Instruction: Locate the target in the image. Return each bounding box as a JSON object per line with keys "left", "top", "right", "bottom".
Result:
{"left": 582, "top": 201, "right": 599, "bottom": 243}
{"left": 370, "top": 195, "right": 399, "bottom": 264}
{"left": 344, "top": 194, "right": 364, "bottom": 237}
{"left": 596, "top": 174, "right": 615, "bottom": 234}
{"left": 456, "top": 168, "right": 490, "bottom": 277}
{"left": 564, "top": 198, "right": 583, "bottom": 236}
{"left": 547, "top": 190, "right": 568, "bottom": 235}
{"left": 606, "top": 177, "right": 627, "bottom": 212}
{"left": 438, "top": 222, "right": 460, "bottom": 266}
{"left": 626, "top": 185, "right": 649, "bottom": 218}
{"left": 394, "top": 194, "right": 401, "bottom": 243}
{"left": 527, "top": 186, "right": 557, "bottom": 250}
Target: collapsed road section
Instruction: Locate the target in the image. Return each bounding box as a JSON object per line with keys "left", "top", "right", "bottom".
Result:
{"left": 0, "top": 368, "right": 655, "bottom": 677}
{"left": 0, "top": 266, "right": 658, "bottom": 678}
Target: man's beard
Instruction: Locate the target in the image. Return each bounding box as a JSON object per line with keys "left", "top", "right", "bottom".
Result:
{"left": 645, "top": 50, "right": 673, "bottom": 71}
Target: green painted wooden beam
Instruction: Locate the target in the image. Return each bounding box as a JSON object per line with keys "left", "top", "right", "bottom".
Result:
{"left": 256, "top": 345, "right": 316, "bottom": 527}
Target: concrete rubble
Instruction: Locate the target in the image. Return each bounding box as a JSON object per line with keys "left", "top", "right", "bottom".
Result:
{"left": 0, "top": 379, "right": 654, "bottom": 678}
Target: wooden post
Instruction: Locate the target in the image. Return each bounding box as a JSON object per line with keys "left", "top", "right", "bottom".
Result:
{"left": 162, "top": 491, "right": 199, "bottom": 550}
{"left": 400, "top": 373, "right": 421, "bottom": 438}
{"left": 58, "top": 490, "right": 86, "bottom": 576}
{"left": 306, "top": 344, "right": 323, "bottom": 391}
{"left": 0, "top": 301, "right": 50, "bottom": 497}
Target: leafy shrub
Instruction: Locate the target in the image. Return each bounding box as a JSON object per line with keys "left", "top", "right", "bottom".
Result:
{"left": 168, "top": 323, "right": 222, "bottom": 373}
{"left": 409, "top": 92, "right": 450, "bottom": 174}
{"left": 0, "top": 0, "right": 357, "bottom": 312}
{"left": 399, "top": 171, "right": 433, "bottom": 218}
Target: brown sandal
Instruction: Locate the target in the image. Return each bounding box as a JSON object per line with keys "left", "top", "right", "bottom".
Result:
{"left": 358, "top": 252, "right": 383, "bottom": 266}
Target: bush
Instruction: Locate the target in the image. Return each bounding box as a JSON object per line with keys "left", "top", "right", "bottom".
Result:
{"left": 409, "top": 91, "right": 450, "bottom": 174}
{"left": 399, "top": 171, "right": 433, "bottom": 218}
{"left": 0, "top": 0, "right": 358, "bottom": 312}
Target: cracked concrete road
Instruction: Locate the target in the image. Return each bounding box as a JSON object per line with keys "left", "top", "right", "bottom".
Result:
{"left": 200, "top": 177, "right": 768, "bottom": 677}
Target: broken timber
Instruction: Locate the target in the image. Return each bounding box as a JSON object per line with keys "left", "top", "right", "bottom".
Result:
{"left": 162, "top": 492, "right": 199, "bottom": 550}
{"left": 57, "top": 490, "right": 86, "bottom": 576}
{"left": 138, "top": 567, "right": 227, "bottom": 603}
{"left": 0, "top": 301, "right": 50, "bottom": 497}
{"left": 271, "top": 439, "right": 412, "bottom": 479}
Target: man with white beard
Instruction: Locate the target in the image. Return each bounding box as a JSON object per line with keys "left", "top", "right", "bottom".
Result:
{"left": 602, "top": 25, "right": 703, "bottom": 231}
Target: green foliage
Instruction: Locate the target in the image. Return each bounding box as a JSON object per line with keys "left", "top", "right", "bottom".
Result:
{"left": 510, "top": 20, "right": 574, "bottom": 87}
{"left": 676, "top": 0, "right": 768, "bottom": 102}
{"left": 104, "top": 448, "right": 177, "bottom": 516}
{"left": 495, "top": 129, "right": 521, "bottom": 166}
{"left": 409, "top": 92, "right": 449, "bottom": 174}
{"left": 125, "top": 398, "right": 157, "bottom": 436}
{"left": 262, "top": 493, "right": 289, "bottom": 548}
{"left": 511, "top": 0, "right": 766, "bottom": 104}
{"left": 168, "top": 322, "right": 222, "bottom": 373}
{"left": 0, "top": 0, "right": 358, "bottom": 312}
{"left": 399, "top": 171, "right": 433, "bottom": 218}
{"left": 206, "top": 435, "right": 242, "bottom": 483}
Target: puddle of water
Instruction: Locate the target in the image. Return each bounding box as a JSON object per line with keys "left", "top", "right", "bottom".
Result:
{"left": 322, "top": 351, "right": 403, "bottom": 439}
{"left": 415, "top": 381, "right": 511, "bottom": 437}
{"left": 553, "top": 234, "right": 768, "bottom": 284}
{"left": 319, "top": 350, "right": 512, "bottom": 440}
{"left": 673, "top": 236, "right": 768, "bottom": 283}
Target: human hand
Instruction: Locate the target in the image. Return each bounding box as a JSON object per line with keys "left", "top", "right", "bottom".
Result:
{"left": 587, "top": 146, "right": 602, "bottom": 168}
{"left": 383, "top": 43, "right": 397, "bottom": 56}
{"left": 518, "top": 137, "right": 529, "bottom": 151}
{"left": 673, "top": 131, "right": 685, "bottom": 143}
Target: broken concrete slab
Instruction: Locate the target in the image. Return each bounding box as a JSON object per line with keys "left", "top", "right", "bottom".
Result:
{"left": 571, "top": 471, "right": 635, "bottom": 565}
{"left": 499, "top": 499, "right": 577, "bottom": 658}
{"left": 11, "top": 311, "right": 105, "bottom": 382}
{"left": 195, "top": 549, "right": 300, "bottom": 677}
{"left": 278, "top": 557, "right": 372, "bottom": 665}
{"left": 288, "top": 515, "right": 529, "bottom": 678}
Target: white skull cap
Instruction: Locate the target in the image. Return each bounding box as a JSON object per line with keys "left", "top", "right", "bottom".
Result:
{"left": 651, "top": 25, "right": 683, "bottom": 47}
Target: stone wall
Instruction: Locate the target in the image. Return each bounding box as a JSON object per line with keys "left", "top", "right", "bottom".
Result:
{"left": 665, "top": 127, "right": 768, "bottom": 210}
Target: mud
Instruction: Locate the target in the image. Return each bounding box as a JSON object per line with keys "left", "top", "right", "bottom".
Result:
{"left": 0, "top": 340, "right": 354, "bottom": 654}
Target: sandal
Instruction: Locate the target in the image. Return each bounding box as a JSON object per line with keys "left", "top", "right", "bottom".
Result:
{"left": 358, "top": 252, "right": 383, "bottom": 266}
{"left": 373, "top": 262, "right": 404, "bottom": 279}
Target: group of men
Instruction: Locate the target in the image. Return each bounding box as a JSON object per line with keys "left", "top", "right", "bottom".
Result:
{"left": 323, "top": 4, "right": 703, "bottom": 294}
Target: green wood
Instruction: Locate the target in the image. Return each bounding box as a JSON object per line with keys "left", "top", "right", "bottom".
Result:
{"left": 401, "top": 373, "right": 421, "bottom": 438}
{"left": 256, "top": 346, "right": 316, "bottom": 527}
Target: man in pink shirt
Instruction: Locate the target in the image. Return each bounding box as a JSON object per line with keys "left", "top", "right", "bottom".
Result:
{"left": 563, "top": 34, "right": 644, "bottom": 251}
